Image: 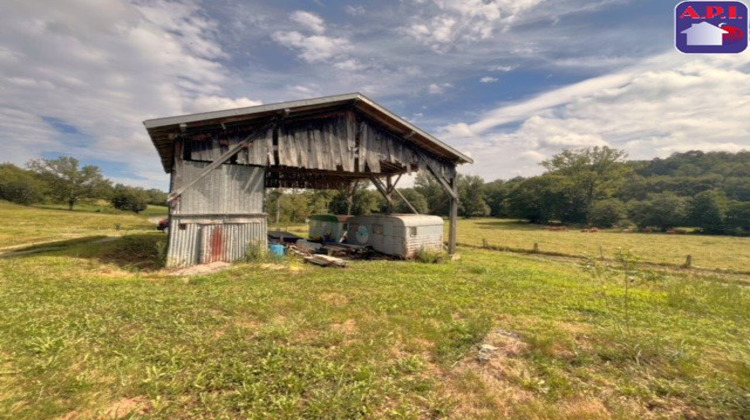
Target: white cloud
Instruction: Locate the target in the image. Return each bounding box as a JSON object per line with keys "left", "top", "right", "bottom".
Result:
{"left": 0, "top": 0, "right": 261, "bottom": 188}
{"left": 428, "top": 82, "right": 453, "bottom": 94}
{"left": 491, "top": 65, "right": 515, "bottom": 72}
{"left": 441, "top": 52, "right": 750, "bottom": 180}
{"left": 345, "top": 5, "right": 366, "bottom": 16}
{"left": 404, "top": 0, "right": 543, "bottom": 51}
{"left": 520, "top": 150, "right": 546, "bottom": 162}
{"left": 333, "top": 58, "right": 367, "bottom": 71}
{"left": 290, "top": 11, "right": 326, "bottom": 34}
{"left": 184, "top": 96, "right": 263, "bottom": 114}
{"left": 272, "top": 31, "right": 351, "bottom": 62}
{"left": 480, "top": 76, "right": 498, "bottom": 83}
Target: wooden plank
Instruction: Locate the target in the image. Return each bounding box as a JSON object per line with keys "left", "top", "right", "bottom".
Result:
{"left": 311, "top": 127, "right": 319, "bottom": 169}
{"left": 449, "top": 175, "right": 458, "bottom": 255}
{"left": 267, "top": 127, "right": 275, "bottom": 166}
{"left": 358, "top": 121, "right": 368, "bottom": 172}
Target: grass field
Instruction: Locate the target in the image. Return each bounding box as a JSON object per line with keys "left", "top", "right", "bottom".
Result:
{"left": 0, "top": 202, "right": 165, "bottom": 251}
{"left": 1, "top": 203, "right": 748, "bottom": 419}
{"left": 452, "top": 218, "right": 750, "bottom": 273}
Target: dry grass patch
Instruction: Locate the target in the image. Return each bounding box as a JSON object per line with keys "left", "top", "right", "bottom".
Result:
{"left": 318, "top": 292, "right": 350, "bottom": 307}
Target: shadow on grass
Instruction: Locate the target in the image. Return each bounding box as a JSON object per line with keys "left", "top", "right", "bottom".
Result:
{"left": 1, "top": 236, "right": 108, "bottom": 256}
{"left": 4, "top": 234, "right": 167, "bottom": 271}
{"left": 472, "top": 220, "right": 542, "bottom": 230}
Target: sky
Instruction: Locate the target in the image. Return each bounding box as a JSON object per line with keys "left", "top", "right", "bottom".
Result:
{"left": 1, "top": 0, "right": 749, "bottom": 190}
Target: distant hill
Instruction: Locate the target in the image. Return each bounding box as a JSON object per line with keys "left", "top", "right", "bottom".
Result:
{"left": 619, "top": 151, "right": 750, "bottom": 201}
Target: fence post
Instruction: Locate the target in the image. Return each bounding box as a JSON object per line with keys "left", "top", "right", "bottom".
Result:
{"left": 685, "top": 255, "right": 692, "bottom": 268}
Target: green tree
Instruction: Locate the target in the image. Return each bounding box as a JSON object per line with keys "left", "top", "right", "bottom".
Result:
{"left": 279, "top": 189, "right": 310, "bottom": 223}
{"left": 726, "top": 201, "right": 750, "bottom": 234}
{"left": 27, "top": 157, "right": 109, "bottom": 210}
{"left": 110, "top": 184, "right": 148, "bottom": 213}
{"left": 328, "top": 182, "right": 383, "bottom": 216}
{"left": 506, "top": 175, "right": 568, "bottom": 224}
{"left": 457, "top": 174, "right": 489, "bottom": 218}
{"left": 413, "top": 172, "right": 448, "bottom": 216}
{"left": 0, "top": 163, "right": 47, "bottom": 205}
{"left": 307, "top": 190, "right": 335, "bottom": 215}
{"left": 484, "top": 179, "right": 514, "bottom": 217}
{"left": 144, "top": 188, "right": 168, "bottom": 206}
{"left": 589, "top": 198, "right": 626, "bottom": 228}
{"left": 542, "top": 146, "right": 630, "bottom": 223}
{"left": 628, "top": 193, "right": 687, "bottom": 231}
{"left": 687, "top": 190, "right": 729, "bottom": 233}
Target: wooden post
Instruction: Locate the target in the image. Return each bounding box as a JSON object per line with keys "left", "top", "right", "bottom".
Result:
{"left": 685, "top": 255, "right": 692, "bottom": 268}
{"left": 370, "top": 176, "right": 393, "bottom": 212}
{"left": 533, "top": 242, "right": 539, "bottom": 253}
{"left": 386, "top": 176, "right": 394, "bottom": 214}
{"left": 482, "top": 238, "right": 488, "bottom": 248}
{"left": 449, "top": 175, "right": 458, "bottom": 255}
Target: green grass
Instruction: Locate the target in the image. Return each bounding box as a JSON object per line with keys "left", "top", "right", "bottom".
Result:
{"left": 452, "top": 218, "right": 750, "bottom": 272}
{"left": 0, "top": 206, "right": 748, "bottom": 418}
{"left": 0, "top": 201, "right": 158, "bottom": 250}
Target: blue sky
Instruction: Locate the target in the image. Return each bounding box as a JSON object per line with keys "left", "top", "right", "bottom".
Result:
{"left": 1, "top": 0, "right": 748, "bottom": 189}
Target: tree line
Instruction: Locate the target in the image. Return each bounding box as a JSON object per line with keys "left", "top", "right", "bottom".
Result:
{"left": 0, "top": 157, "right": 167, "bottom": 213}
{"left": 4, "top": 149, "right": 749, "bottom": 235}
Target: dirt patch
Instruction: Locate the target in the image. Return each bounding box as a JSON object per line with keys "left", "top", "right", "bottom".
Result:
{"left": 260, "top": 263, "right": 286, "bottom": 270}
{"left": 560, "top": 399, "right": 611, "bottom": 419}
{"left": 58, "top": 397, "right": 151, "bottom": 420}
{"left": 434, "top": 327, "right": 537, "bottom": 417}
{"left": 319, "top": 292, "right": 350, "bottom": 307}
{"left": 170, "top": 261, "right": 231, "bottom": 276}
{"left": 103, "top": 396, "right": 151, "bottom": 418}
{"left": 331, "top": 319, "right": 357, "bottom": 335}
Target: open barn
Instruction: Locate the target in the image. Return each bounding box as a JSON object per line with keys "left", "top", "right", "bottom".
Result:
{"left": 143, "top": 93, "right": 472, "bottom": 268}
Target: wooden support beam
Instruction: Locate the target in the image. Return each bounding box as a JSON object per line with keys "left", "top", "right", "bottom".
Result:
{"left": 424, "top": 158, "right": 458, "bottom": 200}
{"left": 370, "top": 176, "right": 393, "bottom": 210}
{"left": 393, "top": 187, "right": 419, "bottom": 214}
{"left": 167, "top": 127, "right": 269, "bottom": 202}
{"left": 448, "top": 175, "right": 458, "bottom": 255}
{"left": 385, "top": 176, "right": 394, "bottom": 213}
{"left": 387, "top": 173, "right": 402, "bottom": 194}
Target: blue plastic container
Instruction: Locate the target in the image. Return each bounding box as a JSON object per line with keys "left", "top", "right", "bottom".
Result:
{"left": 269, "top": 243, "right": 285, "bottom": 257}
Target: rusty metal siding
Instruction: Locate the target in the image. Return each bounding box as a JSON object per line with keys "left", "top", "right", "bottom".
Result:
{"left": 166, "top": 160, "right": 267, "bottom": 268}
{"left": 166, "top": 217, "right": 267, "bottom": 268}
{"left": 171, "top": 161, "right": 264, "bottom": 215}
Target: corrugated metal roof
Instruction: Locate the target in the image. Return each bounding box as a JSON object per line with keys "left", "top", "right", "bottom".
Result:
{"left": 143, "top": 92, "right": 472, "bottom": 173}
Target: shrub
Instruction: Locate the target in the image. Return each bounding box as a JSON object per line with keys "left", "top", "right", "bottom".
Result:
{"left": 589, "top": 199, "right": 626, "bottom": 228}
{"left": 110, "top": 184, "right": 148, "bottom": 213}
{"left": 628, "top": 193, "right": 687, "bottom": 231}
{"left": 415, "top": 247, "right": 448, "bottom": 263}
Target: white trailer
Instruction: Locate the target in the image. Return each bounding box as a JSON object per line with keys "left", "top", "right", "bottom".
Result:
{"left": 345, "top": 214, "right": 444, "bottom": 258}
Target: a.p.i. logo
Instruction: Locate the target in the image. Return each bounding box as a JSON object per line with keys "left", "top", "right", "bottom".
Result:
{"left": 675, "top": 1, "right": 748, "bottom": 53}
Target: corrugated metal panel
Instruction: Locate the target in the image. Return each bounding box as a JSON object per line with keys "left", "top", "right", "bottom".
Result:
{"left": 172, "top": 161, "right": 264, "bottom": 215}
{"left": 166, "top": 217, "right": 267, "bottom": 268}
